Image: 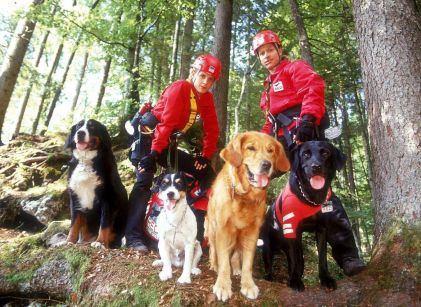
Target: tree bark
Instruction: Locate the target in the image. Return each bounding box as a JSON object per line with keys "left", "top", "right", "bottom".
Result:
{"left": 0, "top": 10, "right": 37, "bottom": 144}
{"left": 71, "top": 51, "right": 89, "bottom": 113}
{"left": 288, "top": 0, "right": 314, "bottom": 67}
{"left": 169, "top": 17, "right": 181, "bottom": 82}
{"left": 211, "top": 0, "right": 233, "bottom": 148}
{"left": 42, "top": 41, "right": 78, "bottom": 134}
{"left": 14, "top": 30, "right": 50, "bottom": 136}
{"left": 353, "top": 0, "right": 421, "bottom": 241}
{"left": 32, "top": 43, "right": 63, "bottom": 135}
{"left": 95, "top": 58, "right": 111, "bottom": 110}
{"left": 179, "top": 1, "right": 196, "bottom": 80}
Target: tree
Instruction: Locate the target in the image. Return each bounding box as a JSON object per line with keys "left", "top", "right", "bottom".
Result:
{"left": 211, "top": 0, "right": 233, "bottom": 147}
{"left": 287, "top": 0, "right": 314, "bottom": 67}
{"left": 0, "top": 0, "right": 42, "bottom": 144}
{"left": 352, "top": 0, "right": 421, "bottom": 241}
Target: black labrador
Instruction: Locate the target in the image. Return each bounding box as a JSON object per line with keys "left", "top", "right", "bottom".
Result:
{"left": 260, "top": 141, "right": 346, "bottom": 291}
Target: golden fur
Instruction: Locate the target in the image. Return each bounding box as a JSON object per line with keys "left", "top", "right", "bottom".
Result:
{"left": 205, "top": 131, "right": 290, "bottom": 301}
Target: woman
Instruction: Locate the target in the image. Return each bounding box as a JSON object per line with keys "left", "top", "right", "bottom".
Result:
{"left": 125, "top": 54, "right": 221, "bottom": 252}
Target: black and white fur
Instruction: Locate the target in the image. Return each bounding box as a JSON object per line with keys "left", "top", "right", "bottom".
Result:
{"left": 152, "top": 172, "right": 202, "bottom": 284}
{"left": 64, "top": 119, "right": 128, "bottom": 248}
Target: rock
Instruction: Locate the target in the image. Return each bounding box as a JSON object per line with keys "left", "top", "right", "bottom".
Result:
{"left": 21, "top": 195, "right": 67, "bottom": 224}
{"left": 30, "top": 258, "right": 73, "bottom": 299}
{"left": 46, "top": 232, "right": 68, "bottom": 248}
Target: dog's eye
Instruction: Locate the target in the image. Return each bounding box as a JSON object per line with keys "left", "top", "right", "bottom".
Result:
{"left": 321, "top": 149, "right": 330, "bottom": 158}
{"left": 175, "top": 178, "right": 182, "bottom": 184}
{"left": 246, "top": 145, "right": 256, "bottom": 151}
{"left": 303, "top": 151, "right": 311, "bottom": 159}
{"left": 267, "top": 147, "right": 274, "bottom": 154}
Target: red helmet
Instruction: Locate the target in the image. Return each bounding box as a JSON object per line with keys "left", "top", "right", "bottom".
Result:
{"left": 192, "top": 53, "right": 221, "bottom": 80}
{"left": 252, "top": 30, "right": 282, "bottom": 55}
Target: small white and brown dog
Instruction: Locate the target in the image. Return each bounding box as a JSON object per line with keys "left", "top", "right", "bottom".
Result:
{"left": 152, "top": 172, "right": 202, "bottom": 284}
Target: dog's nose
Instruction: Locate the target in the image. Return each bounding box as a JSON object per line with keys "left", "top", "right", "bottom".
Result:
{"left": 77, "top": 130, "right": 86, "bottom": 141}
{"left": 312, "top": 164, "right": 322, "bottom": 173}
{"left": 261, "top": 160, "right": 272, "bottom": 172}
{"left": 167, "top": 191, "right": 175, "bottom": 199}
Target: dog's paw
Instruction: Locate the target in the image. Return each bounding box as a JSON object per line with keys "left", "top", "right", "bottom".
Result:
{"left": 320, "top": 276, "right": 337, "bottom": 290}
{"left": 288, "top": 278, "right": 305, "bottom": 292}
{"left": 191, "top": 268, "right": 202, "bottom": 275}
{"left": 152, "top": 259, "right": 163, "bottom": 267}
{"left": 232, "top": 267, "right": 241, "bottom": 276}
{"left": 159, "top": 269, "right": 172, "bottom": 281}
{"left": 177, "top": 274, "right": 191, "bottom": 284}
{"left": 213, "top": 282, "right": 232, "bottom": 302}
{"left": 240, "top": 281, "right": 259, "bottom": 299}
{"left": 90, "top": 241, "right": 105, "bottom": 249}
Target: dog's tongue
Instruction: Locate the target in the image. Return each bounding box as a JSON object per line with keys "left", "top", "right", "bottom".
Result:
{"left": 76, "top": 142, "right": 88, "bottom": 150}
{"left": 310, "top": 176, "right": 325, "bottom": 190}
{"left": 165, "top": 199, "right": 177, "bottom": 211}
{"left": 255, "top": 174, "right": 269, "bottom": 188}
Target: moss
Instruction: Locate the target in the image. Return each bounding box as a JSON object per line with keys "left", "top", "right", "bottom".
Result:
{"left": 62, "top": 248, "right": 91, "bottom": 291}
{"left": 5, "top": 270, "right": 34, "bottom": 284}
{"left": 365, "top": 221, "right": 421, "bottom": 291}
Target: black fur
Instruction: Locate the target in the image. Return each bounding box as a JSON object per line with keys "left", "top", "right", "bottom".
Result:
{"left": 260, "top": 141, "right": 347, "bottom": 291}
{"left": 65, "top": 119, "right": 128, "bottom": 248}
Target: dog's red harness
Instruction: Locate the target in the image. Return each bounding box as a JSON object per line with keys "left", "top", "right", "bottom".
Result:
{"left": 275, "top": 183, "right": 332, "bottom": 239}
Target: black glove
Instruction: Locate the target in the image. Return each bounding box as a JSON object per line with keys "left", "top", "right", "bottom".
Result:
{"left": 295, "top": 114, "right": 316, "bottom": 142}
{"left": 138, "top": 150, "right": 158, "bottom": 172}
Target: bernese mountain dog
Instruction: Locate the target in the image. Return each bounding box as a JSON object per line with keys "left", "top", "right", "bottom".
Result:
{"left": 64, "top": 119, "right": 128, "bottom": 248}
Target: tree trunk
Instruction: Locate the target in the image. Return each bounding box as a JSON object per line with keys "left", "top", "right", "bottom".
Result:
{"left": 169, "top": 17, "right": 181, "bottom": 82}
{"left": 340, "top": 93, "right": 362, "bottom": 250}
{"left": 71, "top": 51, "right": 89, "bottom": 113}
{"left": 353, "top": 0, "right": 421, "bottom": 241}
{"left": 288, "top": 0, "right": 314, "bottom": 67}
{"left": 234, "top": 59, "right": 256, "bottom": 135}
{"left": 95, "top": 58, "right": 111, "bottom": 110}
{"left": 14, "top": 29, "right": 50, "bottom": 136}
{"left": 179, "top": 1, "right": 196, "bottom": 80}
{"left": 0, "top": 11, "right": 37, "bottom": 144}
{"left": 211, "top": 0, "right": 233, "bottom": 148}
{"left": 32, "top": 43, "right": 63, "bottom": 135}
{"left": 42, "top": 42, "right": 78, "bottom": 134}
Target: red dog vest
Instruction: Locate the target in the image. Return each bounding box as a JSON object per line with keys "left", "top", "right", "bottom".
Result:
{"left": 275, "top": 183, "right": 332, "bottom": 239}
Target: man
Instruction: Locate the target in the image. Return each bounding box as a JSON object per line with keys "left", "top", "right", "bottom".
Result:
{"left": 253, "top": 30, "right": 365, "bottom": 276}
{"left": 125, "top": 54, "right": 221, "bottom": 252}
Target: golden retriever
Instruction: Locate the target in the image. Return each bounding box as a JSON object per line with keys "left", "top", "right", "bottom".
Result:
{"left": 205, "top": 131, "right": 290, "bottom": 301}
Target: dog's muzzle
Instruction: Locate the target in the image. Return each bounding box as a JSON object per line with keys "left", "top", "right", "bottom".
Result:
{"left": 246, "top": 160, "right": 272, "bottom": 188}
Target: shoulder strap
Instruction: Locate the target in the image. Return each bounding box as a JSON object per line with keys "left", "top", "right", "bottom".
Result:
{"left": 181, "top": 89, "right": 198, "bottom": 133}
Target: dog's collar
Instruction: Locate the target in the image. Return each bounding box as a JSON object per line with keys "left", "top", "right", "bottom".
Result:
{"left": 228, "top": 165, "right": 247, "bottom": 199}
{"left": 295, "top": 174, "right": 332, "bottom": 207}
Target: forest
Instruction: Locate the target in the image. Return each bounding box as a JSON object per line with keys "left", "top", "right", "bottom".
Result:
{"left": 0, "top": 0, "right": 420, "bottom": 305}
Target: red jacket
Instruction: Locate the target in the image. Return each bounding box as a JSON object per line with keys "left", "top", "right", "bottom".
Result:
{"left": 260, "top": 59, "right": 325, "bottom": 136}
{"left": 275, "top": 183, "right": 331, "bottom": 239}
{"left": 151, "top": 80, "right": 219, "bottom": 159}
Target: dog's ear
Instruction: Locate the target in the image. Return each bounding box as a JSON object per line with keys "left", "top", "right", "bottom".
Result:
{"left": 289, "top": 143, "right": 302, "bottom": 173}
{"left": 64, "top": 123, "right": 78, "bottom": 149}
{"left": 273, "top": 139, "right": 290, "bottom": 172}
{"left": 95, "top": 120, "right": 112, "bottom": 151}
{"left": 220, "top": 133, "right": 244, "bottom": 167}
{"left": 331, "top": 144, "right": 347, "bottom": 171}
